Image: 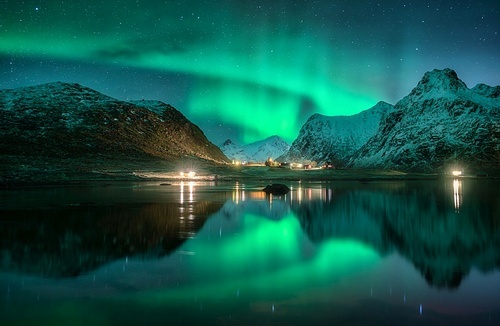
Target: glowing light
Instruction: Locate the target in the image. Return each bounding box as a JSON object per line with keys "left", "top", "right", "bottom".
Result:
{"left": 189, "top": 181, "right": 194, "bottom": 202}
{"left": 179, "top": 181, "right": 184, "bottom": 204}
{"left": 453, "top": 179, "right": 462, "bottom": 212}
{"left": 180, "top": 171, "right": 196, "bottom": 178}
{"left": 233, "top": 182, "right": 241, "bottom": 204}
{"left": 452, "top": 170, "right": 462, "bottom": 176}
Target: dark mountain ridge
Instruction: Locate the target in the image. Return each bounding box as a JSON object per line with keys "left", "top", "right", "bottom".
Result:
{"left": 0, "top": 82, "right": 229, "bottom": 182}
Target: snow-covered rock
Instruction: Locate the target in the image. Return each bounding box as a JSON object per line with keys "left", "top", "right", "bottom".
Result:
{"left": 279, "top": 101, "right": 394, "bottom": 166}
{"left": 220, "top": 135, "right": 289, "bottom": 163}
{"left": 220, "top": 139, "right": 246, "bottom": 162}
{"left": 350, "top": 68, "right": 500, "bottom": 172}
{"left": 0, "top": 82, "right": 229, "bottom": 163}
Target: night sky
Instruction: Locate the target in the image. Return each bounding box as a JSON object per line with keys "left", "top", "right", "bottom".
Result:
{"left": 1, "top": 1, "right": 499, "bottom": 145}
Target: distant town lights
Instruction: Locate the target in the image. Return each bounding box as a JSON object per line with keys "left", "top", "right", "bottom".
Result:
{"left": 180, "top": 171, "right": 196, "bottom": 178}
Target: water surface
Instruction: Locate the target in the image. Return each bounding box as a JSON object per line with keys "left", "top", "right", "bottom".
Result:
{"left": 0, "top": 179, "right": 499, "bottom": 325}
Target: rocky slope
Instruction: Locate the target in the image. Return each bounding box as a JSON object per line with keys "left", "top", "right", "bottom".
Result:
{"left": 0, "top": 82, "right": 229, "bottom": 182}
{"left": 281, "top": 68, "right": 499, "bottom": 173}
{"left": 220, "top": 139, "right": 243, "bottom": 161}
{"left": 278, "top": 101, "right": 394, "bottom": 167}
{"left": 220, "top": 135, "right": 289, "bottom": 163}
{"left": 350, "top": 68, "right": 499, "bottom": 172}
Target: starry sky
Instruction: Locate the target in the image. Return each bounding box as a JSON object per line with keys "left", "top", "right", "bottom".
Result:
{"left": 1, "top": 1, "right": 499, "bottom": 145}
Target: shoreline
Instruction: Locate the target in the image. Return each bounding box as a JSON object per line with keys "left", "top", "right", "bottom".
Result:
{"left": 1, "top": 166, "right": 497, "bottom": 189}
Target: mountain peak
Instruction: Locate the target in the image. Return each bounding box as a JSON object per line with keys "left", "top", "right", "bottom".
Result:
{"left": 2, "top": 81, "right": 117, "bottom": 106}
{"left": 219, "top": 136, "right": 289, "bottom": 162}
{"left": 262, "top": 135, "right": 287, "bottom": 144}
{"left": 373, "top": 100, "right": 394, "bottom": 109}
{"left": 350, "top": 69, "right": 499, "bottom": 172}
{"left": 471, "top": 83, "right": 500, "bottom": 98}
{"left": 222, "top": 139, "right": 235, "bottom": 147}
{"left": 33, "top": 82, "right": 105, "bottom": 95}
{"left": 281, "top": 101, "right": 394, "bottom": 166}
{"left": 409, "top": 68, "right": 468, "bottom": 98}
{"left": 41, "top": 81, "right": 82, "bottom": 88}
{"left": 0, "top": 82, "right": 230, "bottom": 169}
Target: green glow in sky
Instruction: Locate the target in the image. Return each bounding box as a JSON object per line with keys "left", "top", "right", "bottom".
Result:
{"left": 1, "top": 28, "right": 377, "bottom": 143}
{"left": 0, "top": 1, "right": 381, "bottom": 143}
{"left": 3, "top": 1, "right": 498, "bottom": 144}
{"left": 189, "top": 80, "right": 305, "bottom": 143}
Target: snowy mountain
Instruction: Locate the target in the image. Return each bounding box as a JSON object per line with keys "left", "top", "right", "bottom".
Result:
{"left": 349, "top": 68, "right": 500, "bottom": 172}
{"left": 220, "top": 135, "right": 290, "bottom": 163}
{"left": 0, "top": 82, "right": 229, "bottom": 182}
{"left": 278, "top": 101, "right": 394, "bottom": 167}
{"left": 220, "top": 139, "right": 246, "bottom": 162}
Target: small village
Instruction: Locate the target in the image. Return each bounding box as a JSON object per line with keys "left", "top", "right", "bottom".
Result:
{"left": 229, "top": 157, "right": 335, "bottom": 170}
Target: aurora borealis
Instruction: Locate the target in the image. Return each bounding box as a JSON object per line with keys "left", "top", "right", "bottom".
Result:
{"left": 1, "top": 1, "right": 499, "bottom": 144}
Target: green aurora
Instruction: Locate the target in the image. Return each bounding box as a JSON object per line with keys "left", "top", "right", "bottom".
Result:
{"left": 1, "top": 1, "right": 498, "bottom": 143}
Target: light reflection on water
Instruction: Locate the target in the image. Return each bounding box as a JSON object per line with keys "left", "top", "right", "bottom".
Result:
{"left": 0, "top": 179, "right": 499, "bottom": 325}
{"left": 453, "top": 179, "right": 462, "bottom": 212}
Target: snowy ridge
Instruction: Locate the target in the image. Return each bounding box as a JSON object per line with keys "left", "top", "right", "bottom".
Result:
{"left": 220, "top": 139, "right": 245, "bottom": 161}
{"left": 279, "top": 101, "right": 394, "bottom": 166}
{"left": 0, "top": 82, "right": 117, "bottom": 111}
{"left": 0, "top": 82, "right": 120, "bottom": 129}
{"left": 128, "top": 100, "right": 170, "bottom": 116}
{"left": 0, "top": 82, "right": 230, "bottom": 163}
{"left": 220, "top": 135, "right": 290, "bottom": 163}
{"left": 349, "top": 68, "right": 500, "bottom": 172}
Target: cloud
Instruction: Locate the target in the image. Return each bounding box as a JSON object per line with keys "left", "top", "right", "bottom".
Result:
{"left": 94, "top": 29, "right": 214, "bottom": 60}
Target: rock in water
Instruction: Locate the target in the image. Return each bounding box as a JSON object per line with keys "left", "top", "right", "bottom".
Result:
{"left": 262, "top": 184, "right": 290, "bottom": 195}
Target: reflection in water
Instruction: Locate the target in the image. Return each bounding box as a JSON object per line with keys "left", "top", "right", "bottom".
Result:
{"left": 1, "top": 179, "right": 496, "bottom": 288}
{"left": 0, "top": 191, "right": 224, "bottom": 277}
{"left": 233, "top": 181, "right": 242, "bottom": 204}
{"left": 287, "top": 179, "right": 500, "bottom": 289}
{"left": 0, "top": 180, "right": 499, "bottom": 325}
{"left": 179, "top": 181, "right": 196, "bottom": 204}
{"left": 453, "top": 179, "right": 462, "bottom": 212}
{"left": 288, "top": 184, "right": 337, "bottom": 205}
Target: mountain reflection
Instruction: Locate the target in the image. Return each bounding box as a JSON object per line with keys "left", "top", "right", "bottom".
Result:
{"left": 1, "top": 179, "right": 498, "bottom": 291}
{"left": 288, "top": 179, "right": 500, "bottom": 289}
{"left": 0, "top": 201, "right": 222, "bottom": 277}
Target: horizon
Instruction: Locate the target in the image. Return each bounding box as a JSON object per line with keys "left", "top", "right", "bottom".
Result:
{"left": 1, "top": 1, "right": 499, "bottom": 145}
{"left": 1, "top": 66, "right": 497, "bottom": 147}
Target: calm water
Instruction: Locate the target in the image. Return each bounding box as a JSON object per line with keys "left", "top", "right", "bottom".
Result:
{"left": 0, "top": 179, "right": 499, "bottom": 325}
